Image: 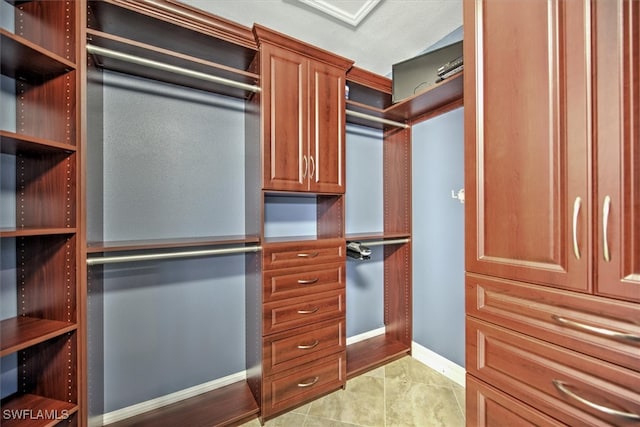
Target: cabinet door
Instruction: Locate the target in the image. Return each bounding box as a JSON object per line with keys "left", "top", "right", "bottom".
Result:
{"left": 593, "top": 0, "right": 640, "bottom": 303}
{"left": 308, "top": 60, "right": 345, "bottom": 194}
{"left": 262, "top": 44, "right": 308, "bottom": 191}
{"left": 464, "top": 0, "right": 591, "bottom": 291}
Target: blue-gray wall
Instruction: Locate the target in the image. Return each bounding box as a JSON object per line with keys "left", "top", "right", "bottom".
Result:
{"left": 412, "top": 107, "right": 465, "bottom": 367}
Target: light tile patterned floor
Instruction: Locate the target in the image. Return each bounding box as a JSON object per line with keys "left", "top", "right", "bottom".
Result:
{"left": 241, "top": 356, "right": 465, "bottom": 427}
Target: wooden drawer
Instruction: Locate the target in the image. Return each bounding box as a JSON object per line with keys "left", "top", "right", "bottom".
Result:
{"left": 263, "top": 262, "right": 345, "bottom": 302}
{"left": 466, "top": 273, "right": 640, "bottom": 372}
{"left": 263, "top": 290, "right": 344, "bottom": 335}
{"left": 262, "top": 354, "right": 345, "bottom": 419}
{"left": 262, "top": 239, "right": 345, "bottom": 270}
{"left": 263, "top": 318, "right": 345, "bottom": 375}
{"left": 467, "top": 317, "right": 640, "bottom": 426}
{"left": 466, "top": 375, "right": 564, "bottom": 426}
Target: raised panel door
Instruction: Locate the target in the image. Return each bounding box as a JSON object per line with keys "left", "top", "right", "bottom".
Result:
{"left": 262, "top": 44, "right": 308, "bottom": 191}
{"left": 464, "top": 0, "right": 591, "bottom": 291}
{"left": 593, "top": 0, "right": 640, "bottom": 303}
{"left": 308, "top": 60, "right": 345, "bottom": 194}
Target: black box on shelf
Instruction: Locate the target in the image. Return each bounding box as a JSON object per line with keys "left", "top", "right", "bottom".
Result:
{"left": 392, "top": 41, "right": 463, "bottom": 103}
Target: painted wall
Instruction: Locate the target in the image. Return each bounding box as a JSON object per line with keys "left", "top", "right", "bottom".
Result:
{"left": 411, "top": 107, "right": 465, "bottom": 367}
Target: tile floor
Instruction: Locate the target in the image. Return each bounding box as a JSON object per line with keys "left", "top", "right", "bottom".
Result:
{"left": 241, "top": 356, "right": 465, "bottom": 427}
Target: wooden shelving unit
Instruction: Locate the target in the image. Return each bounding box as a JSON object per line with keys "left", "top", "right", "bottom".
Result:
{"left": 0, "top": 1, "right": 80, "bottom": 425}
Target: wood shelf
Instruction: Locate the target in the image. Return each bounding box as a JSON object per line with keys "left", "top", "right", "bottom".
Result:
{"left": 0, "top": 393, "right": 78, "bottom": 427}
{"left": 0, "top": 316, "right": 77, "bottom": 357}
{"left": 346, "top": 335, "right": 410, "bottom": 379}
{"left": 0, "top": 228, "right": 77, "bottom": 238}
{"left": 0, "top": 29, "right": 75, "bottom": 79}
{"left": 346, "top": 72, "right": 463, "bottom": 129}
{"left": 0, "top": 131, "right": 77, "bottom": 155}
{"left": 105, "top": 381, "right": 259, "bottom": 427}
{"left": 86, "top": 235, "right": 261, "bottom": 254}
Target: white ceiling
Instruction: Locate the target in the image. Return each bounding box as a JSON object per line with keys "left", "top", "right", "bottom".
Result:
{"left": 182, "top": 0, "right": 463, "bottom": 76}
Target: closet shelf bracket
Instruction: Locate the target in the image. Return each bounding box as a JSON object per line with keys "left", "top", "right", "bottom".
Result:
{"left": 86, "top": 44, "right": 261, "bottom": 93}
{"left": 86, "top": 245, "right": 262, "bottom": 265}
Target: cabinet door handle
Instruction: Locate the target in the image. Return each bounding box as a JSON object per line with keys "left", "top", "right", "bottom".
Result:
{"left": 602, "top": 195, "right": 611, "bottom": 262}
{"left": 297, "top": 340, "right": 320, "bottom": 349}
{"left": 297, "top": 376, "right": 319, "bottom": 388}
{"left": 297, "top": 307, "right": 319, "bottom": 314}
{"left": 302, "top": 155, "right": 308, "bottom": 179}
{"left": 552, "top": 380, "right": 640, "bottom": 421}
{"left": 297, "top": 252, "right": 319, "bottom": 258}
{"left": 572, "top": 197, "right": 581, "bottom": 260}
{"left": 297, "top": 278, "right": 319, "bottom": 285}
{"left": 551, "top": 314, "right": 640, "bottom": 343}
{"left": 309, "top": 156, "right": 315, "bottom": 179}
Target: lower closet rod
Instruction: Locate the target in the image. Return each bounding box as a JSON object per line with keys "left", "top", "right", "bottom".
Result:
{"left": 356, "top": 238, "right": 410, "bottom": 247}
{"left": 86, "top": 245, "right": 262, "bottom": 266}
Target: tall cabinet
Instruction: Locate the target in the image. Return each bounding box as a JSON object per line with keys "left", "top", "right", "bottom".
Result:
{"left": 1, "top": 0, "right": 81, "bottom": 425}
{"left": 464, "top": 0, "right": 640, "bottom": 424}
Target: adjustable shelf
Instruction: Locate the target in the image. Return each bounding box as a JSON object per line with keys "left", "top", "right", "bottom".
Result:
{"left": 1, "top": 394, "right": 78, "bottom": 427}
{"left": 0, "top": 29, "right": 75, "bottom": 79}
{"left": 0, "top": 317, "right": 77, "bottom": 357}
{"left": 1, "top": 131, "right": 77, "bottom": 155}
{"left": 86, "top": 235, "right": 260, "bottom": 254}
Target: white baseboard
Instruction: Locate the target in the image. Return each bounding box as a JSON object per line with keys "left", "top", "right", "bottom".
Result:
{"left": 411, "top": 341, "right": 466, "bottom": 388}
{"left": 346, "top": 326, "right": 386, "bottom": 345}
{"left": 100, "top": 370, "right": 246, "bottom": 425}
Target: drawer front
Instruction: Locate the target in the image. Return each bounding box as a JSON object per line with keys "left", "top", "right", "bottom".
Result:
{"left": 467, "top": 317, "right": 640, "bottom": 426}
{"left": 263, "top": 354, "right": 345, "bottom": 418}
{"left": 263, "top": 239, "right": 345, "bottom": 270}
{"left": 263, "top": 262, "right": 345, "bottom": 302}
{"left": 466, "top": 375, "right": 564, "bottom": 427}
{"left": 466, "top": 273, "right": 640, "bottom": 372}
{"left": 263, "top": 319, "right": 345, "bottom": 375}
{"left": 263, "top": 290, "right": 345, "bottom": 335}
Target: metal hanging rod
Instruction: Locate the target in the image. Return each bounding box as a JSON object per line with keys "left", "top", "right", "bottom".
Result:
{"left": 346, "top": 110, "right": 409, "bottom": 129}
{"left": 86, "top": 44, "right": 261, "bottom": 93}
{"left": 86, "top": 245, "right": 262, "bottom": 266}
{"left": 352, "top": 238, "right": 410, "bottom": 247}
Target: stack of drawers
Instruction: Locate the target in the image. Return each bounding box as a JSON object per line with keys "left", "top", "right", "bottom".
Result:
{"left": 260, "top": 238, "right": 347, "bottom": 418}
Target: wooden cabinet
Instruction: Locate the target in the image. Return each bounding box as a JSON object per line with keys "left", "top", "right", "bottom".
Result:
{"left": 259, "top": 239, "right": 346, "bottom": 420}
{"left": 465, "top": 0, "right": 640, "bottom": 424}
{"left": 0, "top": 0, "right": 80, "bottom": 424}
{"left": 255, "top": 25, "right": 352, "bottom": 194}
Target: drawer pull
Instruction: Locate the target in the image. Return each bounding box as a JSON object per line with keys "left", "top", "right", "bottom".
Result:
{"left": 297, "top": 278, "right": 319, "bottom": 285}
{"left": 297, "top": 340, "right": 320, "bottom": 350}
{"left": 297, "top": 376, "right": 319, "bottom": 388}
{"left": 297, "top": 252, "right": 319, "bottom": 258}
{"left": 551, "top": 315, "right": 640, "bottom": 343}
{"left": 552, "top": 380, "right": 640, "bottom": 421}
{"left": 297, "top": 307, "right": 319, "bottom": 314}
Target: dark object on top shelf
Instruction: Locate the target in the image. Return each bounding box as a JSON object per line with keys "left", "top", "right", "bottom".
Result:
{"left": 392, "top": 40, "right": 463, "bottom": 103}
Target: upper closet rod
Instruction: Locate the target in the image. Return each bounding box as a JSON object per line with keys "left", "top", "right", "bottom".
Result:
{"left": 86, "top": 44, "right": 261, "bottom": 93}
{"left": 346, "top": 110, "right": 409, "bottom": 129}
{"left": 86, "top": 245, "right": 262, "bottom": 265}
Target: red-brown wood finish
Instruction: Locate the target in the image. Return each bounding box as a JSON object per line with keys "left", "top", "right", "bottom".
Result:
{"left": 467, "top": 318, "right": 640, "bottom": 426}
{"left": 255, "top": 25, "right": 352, "bottom": 194}
{"left": 466, "top": 375, "right": 565, "bottom": 427}
{"left": 465, "top": 0, "right": 591, "bottom": 291}
{"left": 593, "top": 0, "right": 640, "bottom": 302}
{"left": 262, "top": 238, "right": 344, "bottom": 270}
